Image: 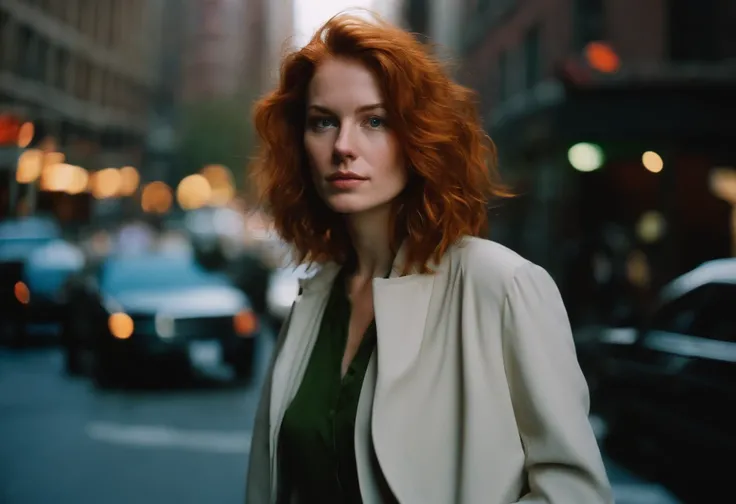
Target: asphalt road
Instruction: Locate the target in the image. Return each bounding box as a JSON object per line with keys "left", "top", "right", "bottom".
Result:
{"left": 0, "top": 332, "right": 681, "bottom": 504}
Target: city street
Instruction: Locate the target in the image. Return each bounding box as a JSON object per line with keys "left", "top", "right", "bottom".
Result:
{"left": 0, "top": 332, "right": 680, "bottom": 504}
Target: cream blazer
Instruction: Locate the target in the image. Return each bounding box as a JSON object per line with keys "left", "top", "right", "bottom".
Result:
{"left": 246, "top": 237, "right": 614, "bottom": 504}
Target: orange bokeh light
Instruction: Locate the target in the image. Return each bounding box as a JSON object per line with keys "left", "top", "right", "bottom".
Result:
{"left": 233, "top": 310, "right": 258, "bottom": 336}
{"left": 584, "top": 42, "right": 620, "bottom": 74}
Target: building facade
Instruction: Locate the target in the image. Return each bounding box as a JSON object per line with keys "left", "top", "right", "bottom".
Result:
{"left": 0, "top": 0, "right": 163, "bottom": 165}
{"left": 180, "top": 0, "right": 293, "bottom": 100}
{"left": 405, "top": 0, "right": 736, "bottom": 327}
{"left": 0, "top": 0, "right": 167, "bottom": 223}
{"left": 403, "top": 0, "right": 464, "bottom": 59}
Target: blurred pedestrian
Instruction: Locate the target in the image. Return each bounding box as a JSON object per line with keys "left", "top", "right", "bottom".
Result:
{"left": 245, "top": 12, "right": 613, "bottom": 504}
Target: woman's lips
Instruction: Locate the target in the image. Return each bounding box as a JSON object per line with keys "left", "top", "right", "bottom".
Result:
{"left": 327, "top": 178, "right": 365, "bottom": 189}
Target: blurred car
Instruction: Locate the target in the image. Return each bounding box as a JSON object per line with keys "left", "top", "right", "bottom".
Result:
{"left": 61, "top": 251, "right": 260, "bottom": 385}
{"left": 594, "top": 258, "right": 736, "bottom": 486}
{"left": 266, "top": 262, "right": 315, "bottom": 331}
{"left": 0, "top": 216, "right": 82, "bottom": 345}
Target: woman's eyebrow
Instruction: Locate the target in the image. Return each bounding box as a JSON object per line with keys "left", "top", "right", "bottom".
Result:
{"left": 307, "top": 103, "right": 385, "bottom": 114}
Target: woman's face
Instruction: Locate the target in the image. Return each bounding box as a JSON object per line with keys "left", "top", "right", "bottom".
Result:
{"left": 304, "top": 57, "right": 407, "bottom": 216}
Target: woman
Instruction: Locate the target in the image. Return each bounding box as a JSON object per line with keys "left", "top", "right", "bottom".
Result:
{"left": 246, "top": 13, "right": 613, "bottom": 504}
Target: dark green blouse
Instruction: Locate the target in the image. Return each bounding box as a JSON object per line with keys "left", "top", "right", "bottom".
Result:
{"left": 277, "top": 269, "right": 377, "bottom": 503}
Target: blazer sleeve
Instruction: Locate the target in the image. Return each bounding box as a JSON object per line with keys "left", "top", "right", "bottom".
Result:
{"left": 245, "top": 304, "right": 295, "bottom": 504}
{"left": 501, "top": 263, "right": 614, "bottom": 504}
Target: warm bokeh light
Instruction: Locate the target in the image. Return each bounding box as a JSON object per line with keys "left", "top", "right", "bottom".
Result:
{"left": 642, "top": 151, "right": 664, "bottom": 173}
{"left": 177, "top": 174, "right": 212, "bottom": 210}
{"left": 14, "top": 281, "right": 30, "bottom": 305}
{"left": 709, "top": 167, "right": 736, "bottom": 204}
{"left": 209, "top": 184, "right": 236, "bottom": 206}
{"left": 584, "top": 42, "right": 621, "bottom": 73}
{"left": 17, "top": 122, "right": 34, "bottom": 148}
{"left": 41, "top": 163, "right": 77, "bottom": 192}
{"left": 67, "top": 166, "right": 89, "bottom": 194}
{"left": 91, "top": 168, "right": 122, "bottom": 199}
{"left": 201, "top": 164, "right": 235, "bottom": 206}
{"left": 119, "top": 166, "right": 140, "bottom": 196}
{"left": 201, "top": 164, "right": 232, "bottom": 186}
{"left": 636, "top": 211, "right": 666, "bottom": 243}
{"left": 626, "top": 250, "right": 651, "bottom": 288}
{"left": 44, "top": 151, "right": 65, "bottom": 167}
{"left": 38, "top": 153, "right": 67, "bottom": 189}
{"left": 108, "top": 312, "right": 134, "bottom": 340}
{"left": 141, "top": 181, "right": 174, "bottom": 214}
{"left": 15, "top": 149, "right": 44, "bottom": 183}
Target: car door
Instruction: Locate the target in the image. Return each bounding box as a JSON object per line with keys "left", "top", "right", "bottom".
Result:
{"left": 634, "top": 283, "right": 735, "bottom": 452}
{"left": 667, "top": 283, "right": 736, "bottom": 458}
{"left": 616, "top": 285, "right": 712, "bottom": 420}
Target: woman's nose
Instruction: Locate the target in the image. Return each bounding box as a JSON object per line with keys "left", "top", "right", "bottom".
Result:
{"left": 333, "top": 126, "right": 356, "bottom": 161}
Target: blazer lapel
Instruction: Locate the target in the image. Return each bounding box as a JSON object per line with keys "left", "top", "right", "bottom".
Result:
{"left": 355, "top": 244, "right": 437, "bottom": 502}
{"left": 372, "top": 243, "right": 437, "bottom": 387}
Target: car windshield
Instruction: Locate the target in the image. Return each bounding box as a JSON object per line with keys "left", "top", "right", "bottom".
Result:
{"left": 0, "top": 217, "right": 62, "bottom": 261}
{"left": 101, "top": 256, "right": 227, "bottom": 294}
{"left": 0, "top": 237, "right": 56, "bottom": 261}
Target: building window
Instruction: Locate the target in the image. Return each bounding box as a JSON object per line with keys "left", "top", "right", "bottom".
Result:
{"left": 36, "top": 37, "right": 49, "bottom": 83}
{"left": 524, "top": 25, "right": 541, "bottom": 89}
{"left": 107, "top": 0, "right": 117, "bottom": 47}
{"left": 75, "top": 59, "right": 91, "bottom": 100}
{"left": 16, "top": 25, "right": 34, "bottom": 79}
{"left": 0, "top": 10, "right": 9, "bottom": 72}
{"left": 498, "top": 51, "right": 508, "bottom": 102}
{"left": 573, "top": 0, "right": 604, "bottom": 50}
{"left": 54, "top": 48, "right": 69, "bottom": 91}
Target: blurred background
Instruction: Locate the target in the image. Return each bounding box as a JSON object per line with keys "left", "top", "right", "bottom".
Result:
{"left": 0, "top": 0, "right": 734, "bottom": 503}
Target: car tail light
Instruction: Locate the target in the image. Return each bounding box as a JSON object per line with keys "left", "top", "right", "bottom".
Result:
{"left": 233, "top": 310, "right": 257, "bottom": 337}
{"left": 108, "top": 312, "right": 134, "bottom": 340}
{"left": 14, "top": 281, "right": 30, "bottom": 305}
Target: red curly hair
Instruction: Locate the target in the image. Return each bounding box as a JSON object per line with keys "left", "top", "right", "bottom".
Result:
{"left": 250, "top": 12, "right": 510, "bottom": 274}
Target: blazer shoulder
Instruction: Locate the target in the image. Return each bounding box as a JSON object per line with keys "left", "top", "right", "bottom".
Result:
{"left": 452, "top": 237, "right": 537, "bottom": 297}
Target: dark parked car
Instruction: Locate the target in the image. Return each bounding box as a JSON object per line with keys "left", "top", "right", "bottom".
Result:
{"left": 61, "top": 251, "right": 260, "bottom": 386}
{"left": 594, "top": 258, "right": 736, "bottom": 494}
{"left": 0, "top": 216, "right": 82, "bottom": 345}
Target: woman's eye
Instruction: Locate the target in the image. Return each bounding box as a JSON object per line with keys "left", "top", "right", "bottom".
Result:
{"left": 366, "top": 116, "right": 385, "bottom": 129}
{"left": 309, "top": 117, "right": 336, "bottom": 130}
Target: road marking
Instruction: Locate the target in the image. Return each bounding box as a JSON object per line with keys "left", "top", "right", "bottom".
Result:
{"left": 86, "top": 421, "right": 251, "bottom": 454}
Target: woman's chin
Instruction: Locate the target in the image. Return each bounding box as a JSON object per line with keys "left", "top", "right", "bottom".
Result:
{"left": 324, "top": 195, "right": 373, "bottom": 215}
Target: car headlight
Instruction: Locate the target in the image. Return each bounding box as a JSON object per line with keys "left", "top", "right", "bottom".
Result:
{"left": 108, "top": 312, "right": 134, "bottom": 340}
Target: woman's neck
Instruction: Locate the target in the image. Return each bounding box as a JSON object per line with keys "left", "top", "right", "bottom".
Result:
{"left": 345, "top": 204, "right": 395, "bottom": 279}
